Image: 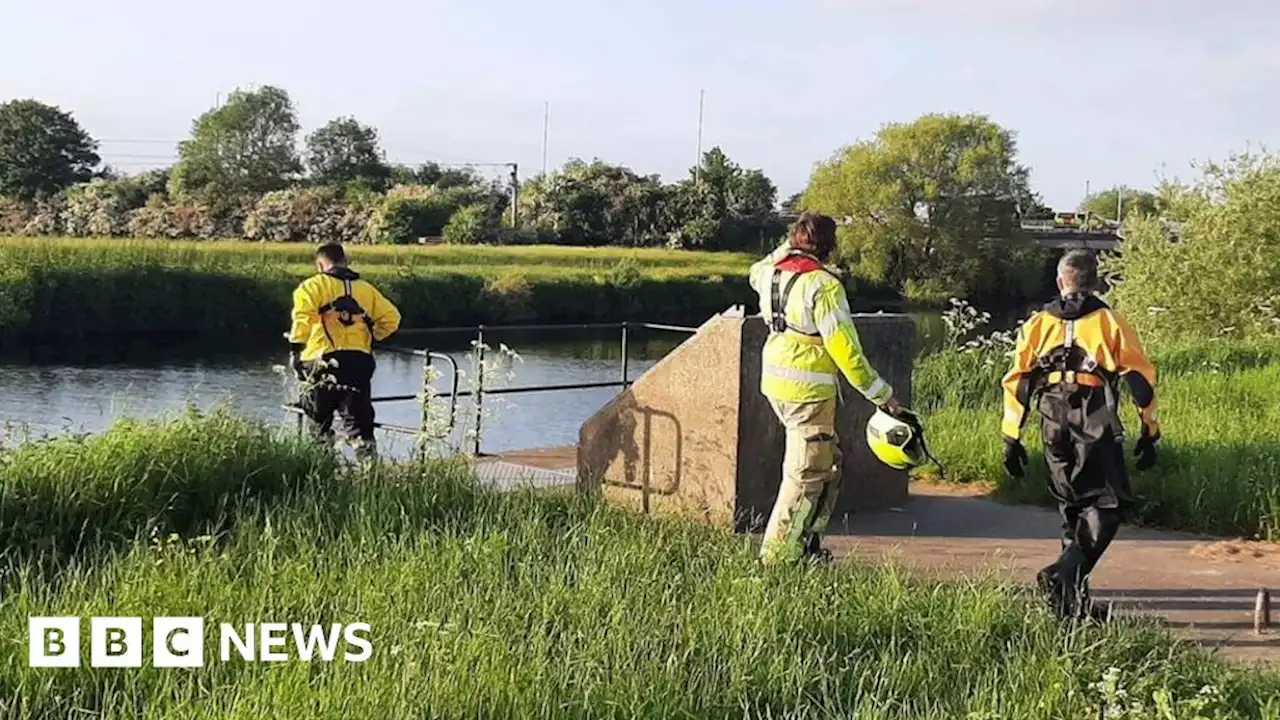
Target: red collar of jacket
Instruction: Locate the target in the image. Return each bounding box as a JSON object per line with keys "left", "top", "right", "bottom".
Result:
{"left": 775, "top": 253, "right": 825, "bottom": 274}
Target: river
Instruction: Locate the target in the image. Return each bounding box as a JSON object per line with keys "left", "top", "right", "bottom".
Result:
{"left": 0, "top": 310, "right": 1025, "bottom": 455}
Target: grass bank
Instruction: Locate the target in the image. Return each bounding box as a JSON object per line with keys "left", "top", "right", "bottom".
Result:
{"left": 1, "top": 413, "right": 1278, "bottom": 718}
{"left": 915, "top": 338, "right": 1280, "bottom": 540}
{"left": 0, "top": 237, "right": 754, "bottom": 341}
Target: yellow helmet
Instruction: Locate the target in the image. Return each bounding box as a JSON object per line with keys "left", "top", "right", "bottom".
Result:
{"left": 866, "top": 407, "right": 932, "bottom": 471}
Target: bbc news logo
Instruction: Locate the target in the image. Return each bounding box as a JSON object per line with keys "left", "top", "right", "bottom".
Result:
{"left": 28, "top": 617, "right": 372, "bottom": 668}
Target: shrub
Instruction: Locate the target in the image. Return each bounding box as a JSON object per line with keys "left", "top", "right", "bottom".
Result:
{"left": 442, "top": 203, "right": 489, "bottom": 244}
{"left": 903, "top": 277, "right": 951, "bottom": 305}
{"left": 62, "top": 177, "right": 158, "bottom": 237}
{"left": 481, "top": 272, "right": 536, "bottom": 322}
{"left": 20, "top": 196, "right": 65, "bottom": 236}
{"left": 366, "top": 185, "right": 460, "bottom": 244}
{"left": 128, "top": 198, "right": 221, "bottom": 240}
{"left": 241, "top": 186, "right": 371, "bottom": 244}
{"left": 0, "top": 196, "right": 30, "bottom": 235}
{"left": 1104, "top": 152, "right": 1280, "bottom": 343}
{"left": 127, "top": 194, "right": 177, "bottom": 238}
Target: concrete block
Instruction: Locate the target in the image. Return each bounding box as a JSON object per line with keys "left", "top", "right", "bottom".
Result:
{"left": 578, "top": 311, "right": 918, "bottom": 532}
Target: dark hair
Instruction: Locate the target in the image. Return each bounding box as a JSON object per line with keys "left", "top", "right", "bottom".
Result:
{"left": 1057, "top": 249, "right": 1098, "bottom": 293}
{"left": 315, "top": 243, "right": 347, "bottom": 265}
{"left": 792, "top": 211, "right": 838, "bottom": 261}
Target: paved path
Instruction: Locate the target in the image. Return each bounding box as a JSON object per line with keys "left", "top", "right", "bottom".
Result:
{"left": 468, "top": 450, "right": 1279, "bottom": 665}
{"left": 827, "top": 483, "right": 1280, "bottom": 665}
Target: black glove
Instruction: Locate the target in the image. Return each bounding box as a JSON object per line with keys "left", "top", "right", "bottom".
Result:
{"left": 1134, "top": 426, "right": 1159, "bottom": 471}
{"left": 1003, "top": 437, "right": 1028, "bottom": 478}
{"left": 288, "top": 343, "right": 306, "bottom": 381}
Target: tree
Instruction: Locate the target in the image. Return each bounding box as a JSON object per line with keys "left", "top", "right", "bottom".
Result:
{"left": 669, "top": 147, "right": 781, "bottom": 251}
{"left": 802, "top": 113, "right": 1045, "bottom": 302}
{"left": 1079, "top": 186, "right": 1161, "bottom": 221}
{"left": 305, "top": 117, "right": 391, "bottom": 191}
{"left": 1104, "top": 153, "right": 1280, "bottom": 342}
{"left": 169, "top": 86, "right": 302, "bottom": 206}
{"left": 519, "top": 159, "right": 675, "bottom": 246}
{"left": 0, "top": 99, "right": 100, "bottom": 200}
{"left": 390, "top": 162, "right": 487, "bottom": 190}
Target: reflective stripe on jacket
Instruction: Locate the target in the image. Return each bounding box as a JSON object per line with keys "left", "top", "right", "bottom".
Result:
{"left": 289, "top": 269, "right": 402, "bottom": 361}
{"left": 1001, "top": 294, "right": 1158, "bottom": 440}
{"left": 748, "top": 245, "right": 892, "bottom": 405}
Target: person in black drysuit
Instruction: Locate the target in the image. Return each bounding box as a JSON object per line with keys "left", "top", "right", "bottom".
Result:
{"left": 1000, "top": 250, "right": 1160, "bottom": 621}
{"left": 287, "top": 243, "right": 402, "bottom": 460}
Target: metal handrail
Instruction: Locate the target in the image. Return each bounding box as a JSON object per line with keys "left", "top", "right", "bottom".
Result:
{"left": 286, "top": 320, "right": 703, "bottom": 457}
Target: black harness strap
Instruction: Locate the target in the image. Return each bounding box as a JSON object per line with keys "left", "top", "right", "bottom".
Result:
{"left": 769, "top": 270, "right": 817, "bottom": 336}
{"left": 316, "top": 276, "right": 374, "bottom": 350}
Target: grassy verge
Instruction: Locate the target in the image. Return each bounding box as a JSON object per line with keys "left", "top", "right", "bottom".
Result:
{"left": 1, "top": 414, "right": 1277, "bottom": 718}
{"left": 0, "top": 237, "right": 754, "bottom": 340}
{"left": 915, "top": 338, "right": 1280, "bottom": 540}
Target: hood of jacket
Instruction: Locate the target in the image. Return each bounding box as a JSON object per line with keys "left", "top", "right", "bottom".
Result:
{"left": 322, "top": 266, "right": 361, "bottom": 281}
{"left": 1044, "top": 292, "right": 1108, "bottom": 321}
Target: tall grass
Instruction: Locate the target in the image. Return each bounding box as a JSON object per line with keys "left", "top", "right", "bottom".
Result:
{"left": 0, "top": 414, "right": 1276, "bottom": 718}
{"left": 915, "top": 338, "right": 1280, "bottom": 540}
{"left": 0, "top": 237, "right": 753, "bottom": 340}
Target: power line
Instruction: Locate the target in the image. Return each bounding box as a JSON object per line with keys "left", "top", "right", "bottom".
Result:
{"left": 98, "top": 138, "right": 183, "bottom": 145}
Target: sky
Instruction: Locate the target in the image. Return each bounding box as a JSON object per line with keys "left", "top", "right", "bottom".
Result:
{"left": 2, "top": 0, "right": 1278, "bottom": 208}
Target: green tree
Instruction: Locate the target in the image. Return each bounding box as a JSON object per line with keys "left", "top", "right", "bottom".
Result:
{"left": 1104, "top": 152, "right": 1280, "bottom": 342}
{"left": 519, "top": 159, "right": 674, "bottom": 246}
{"left": 0, "top": 99, "right": 100, "bottom": 200}
{"left": 169, "top": 86, "right": 302, "bottom": 206}
{"left": 669, "top": 147, "right": 781, "bottom": 251}
{"left": 1080, "top": 185, "right": 1161, "bottom": 221}
{"left": 802, "top": 113, "right": 1045, "bottom": 302}
{"left": 306, "top": 117, "right": 391, "bottom": 191}
{"left": 389, "top": 162, "right": 484, "bottom": 190}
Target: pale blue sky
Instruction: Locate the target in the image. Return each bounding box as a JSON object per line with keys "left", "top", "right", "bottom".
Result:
{"left": 2, "top": 0, "right": 1277, "bottom": 208}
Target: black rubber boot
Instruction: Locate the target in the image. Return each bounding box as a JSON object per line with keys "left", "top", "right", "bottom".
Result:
{"left": 802, "top": 533, "right": 833, "bottom": 564}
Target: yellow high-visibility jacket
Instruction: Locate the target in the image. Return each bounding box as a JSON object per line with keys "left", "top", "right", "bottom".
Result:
{"left": 748, "top": 244, "right": 893, "bottom": 405}
{"left": 1001, "top": 294, "right": 1159, "bottom": 440}
{"left": 289, "top": 268, "right": 402, "bottom": 361}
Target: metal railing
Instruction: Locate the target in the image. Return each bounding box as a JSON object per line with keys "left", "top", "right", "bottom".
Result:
{"left": 283, "top": 321, "right": 700, "bottom": 457}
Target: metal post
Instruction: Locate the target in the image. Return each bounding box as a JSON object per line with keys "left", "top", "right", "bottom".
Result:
{"left": 473, "top": 326, "right": 485, "bottom": 456}
{"left": 694, "top": 89, "right": 705, "bottom": 185}
{"left": 418, "top": 349, "right": 431, "bottom": 463}
{"left": 509, "top": 164, "right": 519, "bottom": 228}
{"left": 541, "top": 102, "right": 550, "bottom": 176}
{"left": 620, "top": 322, "right": 630, "bottom": 387}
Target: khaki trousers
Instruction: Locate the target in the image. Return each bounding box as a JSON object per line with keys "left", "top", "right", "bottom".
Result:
{"left": 760, "top": 397, "right": 842, "bottom": 564}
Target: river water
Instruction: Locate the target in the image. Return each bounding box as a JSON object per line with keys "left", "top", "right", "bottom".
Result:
{"left": 0, "top": 311, "right": 1021, "bottom": 455}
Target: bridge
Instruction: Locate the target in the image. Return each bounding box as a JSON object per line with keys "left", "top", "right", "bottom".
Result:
{"left": 1024, "top": 227, "right": 1122, "bottom": 251}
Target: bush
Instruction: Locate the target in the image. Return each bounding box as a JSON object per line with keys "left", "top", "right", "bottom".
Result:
{"left": 0, "top": 196, "right": 30, "bottom": 235}
{"left": 242, "top": 186, "right": 372, "bottom": 244}
{"left": 127, "top": 194, "right": 178, "bottom": 238}
{"left": 903, "top": 277, "right": 952, "bottom": 305}
{"left": 20, "top": 196, "right": 65, "bottom": 236}
{"left": 366, "top": 185, "right": 455, "bottom": 244}
{"left": 442, "top": 202, "right": 489, "bottom": 244}
{"left": 62, "top": 178, "right": 154, "bottom": 237}
{"left": 1104, "top": 152, "right": 1280, "bottom": 343}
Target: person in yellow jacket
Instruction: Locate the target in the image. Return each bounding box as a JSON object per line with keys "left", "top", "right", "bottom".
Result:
{"left": 1001, "top": 249, "right": 1159, "bottom": 621}
{"left": 289, "top": 243, "right": 402, "bottom": 460}
{"left": 749, "top": 212, "right": 901, "bottom": 564}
